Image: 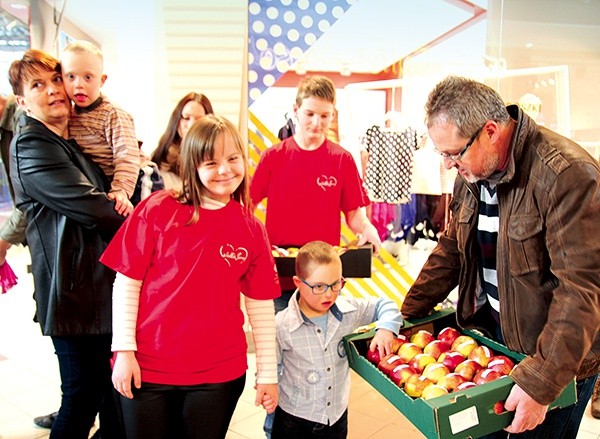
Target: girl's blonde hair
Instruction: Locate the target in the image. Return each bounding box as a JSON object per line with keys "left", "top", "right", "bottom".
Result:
{"left": 177, "top": 114, "right": 250, "bottom": 223}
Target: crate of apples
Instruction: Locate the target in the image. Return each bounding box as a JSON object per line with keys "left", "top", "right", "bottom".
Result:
{"left": 346, "top": 309, "right": 577, "bottom": 439}
{"left": 364, "top": 326, "right": 516, "bottom": 401}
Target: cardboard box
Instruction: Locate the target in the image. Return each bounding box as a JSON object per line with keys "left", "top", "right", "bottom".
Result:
{"left": 343, "top": 309, "right": 577, "bottom": 439}
{"left": 274, "top": 244, "right": 372, "bottom": 278}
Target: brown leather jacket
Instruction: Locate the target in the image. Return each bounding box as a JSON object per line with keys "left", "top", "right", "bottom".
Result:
{"left": 402, "top": 106, "right": 600, "bottom": 404}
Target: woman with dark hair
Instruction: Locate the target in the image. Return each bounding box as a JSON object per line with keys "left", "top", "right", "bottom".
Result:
{"left": 151, "top": 92, "right": 214, "bottom": 190}
{"left": 9, "top": 49, "right": 125, "bottom": 438}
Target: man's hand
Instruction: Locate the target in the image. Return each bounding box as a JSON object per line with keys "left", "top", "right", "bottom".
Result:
{"left": 503, "top": 383, "right": 548, "bottom": 433}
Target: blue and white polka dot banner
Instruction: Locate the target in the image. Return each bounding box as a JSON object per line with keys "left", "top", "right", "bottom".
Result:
{"left": 248, "top": 0, "right": 355, "bottom": 105}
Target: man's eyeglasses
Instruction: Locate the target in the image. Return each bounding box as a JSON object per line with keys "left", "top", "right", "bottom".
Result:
{"left": 299, "top": 277, "right": 346, "bottom": 295}
{"left": 436, "top": 124, "right": 484, "bottom": 162}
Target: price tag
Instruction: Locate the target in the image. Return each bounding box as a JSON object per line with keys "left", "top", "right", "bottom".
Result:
{"left": 449, "top": 406, "right": 479, "bottom": 434}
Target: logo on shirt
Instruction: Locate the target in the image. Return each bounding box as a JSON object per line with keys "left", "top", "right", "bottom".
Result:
{"left": 317, "top": 175, "right": 337, "bottom": 191}
{"left": 305, "top": 369, "right": 321, "bottom": 385}
{"left": 220, "top": 244, "right": 248, "bottom": 266}
{"left": 337, "top": 340, "right": 347, "bottom": 359}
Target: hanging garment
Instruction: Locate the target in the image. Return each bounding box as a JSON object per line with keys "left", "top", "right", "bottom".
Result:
{"left": 277, "top": 117, "right": 295, "bottom": 140}
{"left": 370, "top": 201, "right": 396, "bottom": 241}
{"left": 362, "top": 125, "right": 417, "bottom": 203}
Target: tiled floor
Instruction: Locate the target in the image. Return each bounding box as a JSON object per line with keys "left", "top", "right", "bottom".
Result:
{"left": 0, "top": 243, "right": 598, "bottom": 439}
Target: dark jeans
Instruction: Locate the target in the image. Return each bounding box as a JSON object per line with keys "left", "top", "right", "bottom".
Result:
{"left": 271, "top": 406, "right": 348, "bottom": 439}
{"left": 50, "top": 334, "right": 124, "bottom": 439}
{"left": 119, "top": 374, "right": 246, "bottom": 439}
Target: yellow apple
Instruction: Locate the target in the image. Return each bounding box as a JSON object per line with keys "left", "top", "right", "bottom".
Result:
{"left": 398, "top": 342, "right": 422, "bottom": 364}
{"left": 410, "top": 330, "right": 435, "bottom": 349}
{"left": 421, "top": 362, "right": 450, "bottom": 383}
{"left": 421, "top": 384, "right": 449, "bottom": 400}
{"left": 404, "top": 374, "right": 434, "bottom": 398}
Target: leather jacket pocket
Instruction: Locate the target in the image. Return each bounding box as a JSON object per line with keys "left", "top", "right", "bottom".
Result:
{"left": 507, "top": 214, "right": 545, "bottom": 275}
{"left": 453, "top": 199, "right": 474, "bottom": 253}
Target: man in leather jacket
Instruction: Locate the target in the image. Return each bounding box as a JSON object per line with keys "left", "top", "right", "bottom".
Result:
{"left": 401, "top": 76, "right": 599, "bottom": 438}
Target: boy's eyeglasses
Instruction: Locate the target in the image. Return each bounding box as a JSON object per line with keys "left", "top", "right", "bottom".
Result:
{"left": 299, "top": 277, "right": 346, "bottom": 295}
{"left": 436, "top": 124, "right": 484, "bottom": 162}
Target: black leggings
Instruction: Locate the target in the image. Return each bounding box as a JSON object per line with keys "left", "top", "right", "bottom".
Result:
{"left": 119, "top": 374, "right": 246, "bottom": 439}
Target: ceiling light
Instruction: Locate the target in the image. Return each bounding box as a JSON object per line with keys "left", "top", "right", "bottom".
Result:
{"left": 10, "top": 2, "right": 27, "bottom": 10}
{"left": 294, "top": 62, "right": 306, "bottom": 75}
{"left": 525, "top": 42, "right": 534, "bottom": 49}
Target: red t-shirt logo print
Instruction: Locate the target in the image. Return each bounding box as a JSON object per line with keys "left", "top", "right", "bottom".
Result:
{"left": 220, "top": 244, "right": 249, "bottom": 266}
{"left": 317, "top": 175, "right": 337, "bottom": 191}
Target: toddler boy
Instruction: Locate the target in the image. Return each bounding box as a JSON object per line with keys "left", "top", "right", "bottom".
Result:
{"left": 61, "top": 40, "right": 141, "bottom": 216}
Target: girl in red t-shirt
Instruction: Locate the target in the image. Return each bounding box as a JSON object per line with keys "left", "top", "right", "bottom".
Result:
{"left": 101, "top": 114, "right": 280, "bottom": 439}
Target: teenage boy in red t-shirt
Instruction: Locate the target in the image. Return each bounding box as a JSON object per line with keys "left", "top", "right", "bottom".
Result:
{"left": 251, "top": 75, "right": 380, "bottom": 314}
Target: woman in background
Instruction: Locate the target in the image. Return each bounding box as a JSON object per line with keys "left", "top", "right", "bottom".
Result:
{"left": 151, "top": 92, "right": 214, "bottom": 190}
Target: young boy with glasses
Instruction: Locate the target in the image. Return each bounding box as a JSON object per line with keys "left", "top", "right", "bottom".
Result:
{"left": 272, "top": 241, "right": 402, "bottom": 439}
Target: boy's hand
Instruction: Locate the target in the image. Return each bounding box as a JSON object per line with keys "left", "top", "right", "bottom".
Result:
{"left": 357, "top": 221, "right": 382, "bottom": 254}
{"left": 368, "top": 328, "right": 396, "bottom": 359}
{"left": 112, "top": 351, "right": 141, "bottom": 399}
{"left": 255, "top": 383, "right": 278, "bottom": 414}
{"left": 108, "top": 190, "right": 134, "bottom": 217}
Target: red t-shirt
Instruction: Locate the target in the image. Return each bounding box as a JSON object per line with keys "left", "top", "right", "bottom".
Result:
{"left": 101, "top": 191, "right": 280, "bottom": 385}
{"left": 250, "top": 137, "right": 369, "bottom": 247}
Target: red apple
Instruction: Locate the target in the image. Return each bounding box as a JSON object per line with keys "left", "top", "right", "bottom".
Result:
{"left": 391, "top": 334, "right": 409, "bottom": 353}
{"left": 389, "top": 363, "right": 417, "bottom": 387}
{"left": 468, "top": 345, "right": 495, "bottom": 367}
{"left": 421, "top": 384, "right": 449, "bottom": 400}
{"left": 398, "top": 342, "right": 422, "bottom": 364}
{"left": 473, "top": 368, "right": 503, "bottom": 385}
{"left": 454, "top": 359, "right": 484, "bottom": 381}
{"left": 439, "top": 351, "right": 465, "bottom": 372}
{"left": 366, "top": 348, "right": 381, "bottom": 365}
{"left": 437, "top": 326, "right": 461, "bottom": 346}
{"left": 487, "top": 355, "right": 516, "bottom": 376}
{"left": 421, "top": 362, "right": 450, "bottom": 383}
{"left": 377, "top": 354, "right": 403, "bottom": 376}
{"left": 457, "top": 381, "right": 477, "bottom": 391}
{"left": 453, "top": 338, "right": 478, "bottom": 357}
{"left": 404, "top": 373, "right": 434, "bottom": 398}
{"left": 409, "top": 353, "right": 437, "bottom": 373}
{"left": 423, "top": 340, "right": 451, "bottom": 360}
{"left": 493, "top": 400, "right": 506, "bottom": 415}
{"left": 437, "top": 372, "right": 467, "bottom": 392}
{"left": 410, "top": 330, "right": 435, "bottom": 349}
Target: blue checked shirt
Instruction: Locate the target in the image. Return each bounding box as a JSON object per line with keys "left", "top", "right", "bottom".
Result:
{"left": 275, "top": 291, "right": 403, "bottom": 425}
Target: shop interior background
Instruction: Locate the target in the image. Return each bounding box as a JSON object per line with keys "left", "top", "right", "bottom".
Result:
{"left": 0, "top": 0, "right": 598, "bottom": 164}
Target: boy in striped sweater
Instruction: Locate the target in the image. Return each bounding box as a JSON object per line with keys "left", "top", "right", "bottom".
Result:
{"left": 61, "top": 40, "right": 142, "bottom": 217}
